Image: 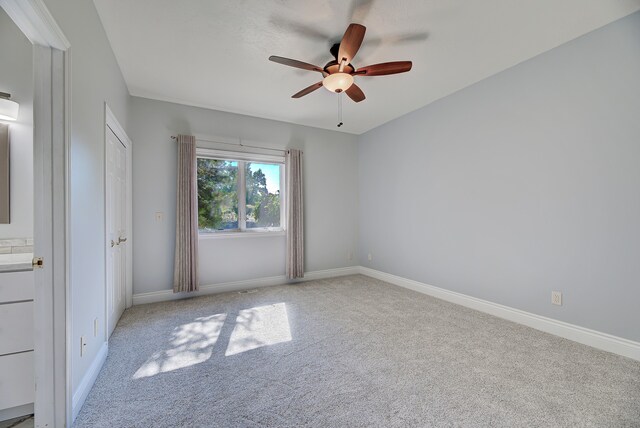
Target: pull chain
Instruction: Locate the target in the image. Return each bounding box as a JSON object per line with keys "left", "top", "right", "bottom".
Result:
{"left": 337, "top": 93, "right": 344, "bottom": 127}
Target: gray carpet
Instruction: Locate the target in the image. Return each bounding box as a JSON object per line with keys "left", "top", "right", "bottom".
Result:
{"left": 74, "top": 275, "right": 640, "bottom": 427}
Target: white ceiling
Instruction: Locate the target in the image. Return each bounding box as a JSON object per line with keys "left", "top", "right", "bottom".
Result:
{"left": 93, "top": 0, "right": 640, "bottom": 134}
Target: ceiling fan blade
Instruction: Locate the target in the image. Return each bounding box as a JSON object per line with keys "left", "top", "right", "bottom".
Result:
{"left": 269, "top": 56, "right": 324, "bottom": 73}
{"left": 355, "top": 61, "right": 412, "bottom": 76}
{"left": 337, "top": 23, "right": 366, "bottom": 65}
{"left": 292, "top": 82, "right": 323, "bottom": 98}
{"left": 345, "top": 83, "right": 365, "bottom": 103}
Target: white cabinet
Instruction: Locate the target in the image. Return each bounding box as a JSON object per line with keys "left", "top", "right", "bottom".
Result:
{"left": 0, "top": 271, "right": 34, "bottom": 302}
{"left": 0, "top": 270, "right": 34, "bottom": 420}
{"left": 0, "top": 352, "right": 34, "bottom": 411}
{"left": 0, "top": 302, "right": 34, "bottom": 355}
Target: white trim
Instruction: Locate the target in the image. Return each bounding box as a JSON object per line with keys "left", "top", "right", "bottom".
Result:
{"left": 71, "top": 342, "right": 107, "bottom": 422}
{"left": 194, "top": 134, "right": 287, "bottom": 158}
{"left": 238, "top": 159, "right": 247, "bottom": 230}
{"left": 132, "top": 266, "right": 360, "bottom": 305}
{"left": 32, "top": 45, "right": 68, "bottom": 428}
{"left": 0, "top": 0, "right": 69, "bottom": 49}
{"left": 196, "top": 147, "right": 284, "bottom": 164}
{"left": 199, "top": 230, "right": 285, "bottom": 240}
{"left": 50, "top": 47, "right": 68, "bottom": 427}
{"left": 64, "top": 47, "right": 73, "bottom": 428}
{"left": 32, "top": 45, "right": 54, "bottom": 424}
{"left": 359, "top": 267, "right": 640, "bottom": 362}
{"left": 106, "top": 105, "right": 132, "bottom": 149}
{"left": 279, "top": 163, "right": 286, "bottom": 228}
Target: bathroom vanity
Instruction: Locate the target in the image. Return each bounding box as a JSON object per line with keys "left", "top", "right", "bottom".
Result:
{"left": 0, "top": 255, "right": 34, "bottom": 421}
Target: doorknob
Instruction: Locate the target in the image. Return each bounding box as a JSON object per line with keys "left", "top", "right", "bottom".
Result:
{"left": 118, "top": 236, "right": 127, "bottom": 244}
{"left": 110, "top": 240, "right": 118, "bottom": 247}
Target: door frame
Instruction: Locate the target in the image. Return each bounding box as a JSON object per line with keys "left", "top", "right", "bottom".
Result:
{"left": 0, "top": 0, "right": 71, "bottom": 426}
{"left": 104, "top": 104, "right": 133, "bottom": 324}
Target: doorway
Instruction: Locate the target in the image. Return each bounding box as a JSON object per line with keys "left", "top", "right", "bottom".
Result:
{"left": 0, "top": 1, "right": 70, "bottom": 426}
{"left": 105, "top": 105, "right": 132, "bottom": 338}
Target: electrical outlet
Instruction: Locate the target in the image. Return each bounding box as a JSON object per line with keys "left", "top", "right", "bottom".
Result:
{"left": 155, "top": 212, "right": 164, "bottom": 222}
{"left": 551, "top": 291, "right": 562, "bottom": 306}
{"left": 94, "top": 318, "right": 99, "bottom": 337}
{"left": 80, "top": 336, "right": 87, "bottom": 357}
{"left": 368, "top": 253, "right": 372, "bottom": 261}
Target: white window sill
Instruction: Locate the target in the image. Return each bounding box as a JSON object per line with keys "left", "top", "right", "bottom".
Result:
{"left": 198, "top": 230, "right": 285, "bottom": 240}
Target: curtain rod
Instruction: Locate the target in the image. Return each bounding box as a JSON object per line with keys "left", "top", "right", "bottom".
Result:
{"left": 171, "top": 135, "right": 286, "bottom": 154}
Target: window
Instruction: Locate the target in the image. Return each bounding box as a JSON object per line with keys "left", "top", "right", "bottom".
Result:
{"left": 196, "top": 148, "right": 285, "bottom": 235}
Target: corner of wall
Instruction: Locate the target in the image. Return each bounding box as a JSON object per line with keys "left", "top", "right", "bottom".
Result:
{"left": 71, "top": 341, "right": 108, "bottom": 422}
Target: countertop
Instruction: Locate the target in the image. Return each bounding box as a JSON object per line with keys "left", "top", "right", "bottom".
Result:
{"left": 0, "top": 253, "right": 34, "bottom": 272}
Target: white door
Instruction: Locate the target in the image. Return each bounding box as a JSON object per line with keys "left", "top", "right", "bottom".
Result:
{"left": 106, "top": 126, "right": 127, "bottom": 337}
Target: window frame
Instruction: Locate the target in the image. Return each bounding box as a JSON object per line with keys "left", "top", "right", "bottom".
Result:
{"left": 196, "top": 148, "right": 286, "bottom": 238}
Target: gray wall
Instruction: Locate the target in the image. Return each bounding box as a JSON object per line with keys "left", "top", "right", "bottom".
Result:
{"left": 130, "top": 97, "right": 359, "bottom": 294}
{"left": 358, "top": 12, "right": 640, "bottom": 342}
{"left": 0, "top": 9, "right": 33, "bottom": 240}
{"left": 42, "top": 0, "right": 132, "bottom": 396}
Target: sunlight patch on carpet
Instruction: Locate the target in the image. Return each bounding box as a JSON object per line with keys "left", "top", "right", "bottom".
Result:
{"left": 133, "top": 313, "right": 227, "bottom": 379}
{"left": 225, "top": 303, "right": 292, "bottom": 356}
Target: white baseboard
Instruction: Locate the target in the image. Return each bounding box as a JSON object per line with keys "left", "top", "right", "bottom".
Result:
{"left": 132, "top": 266, "right": 360, "bottom": 306}
{"left": 359, "top": 267, "right": 640, "bottom": 362}
{"left": 131, "top": 264, "right": 640, "bottom": 361}
{"left": 72, "top": 342, "right": 108, "bottom": 422}
{"left": 0, "top": 403, "right": 33, "bottom": 422}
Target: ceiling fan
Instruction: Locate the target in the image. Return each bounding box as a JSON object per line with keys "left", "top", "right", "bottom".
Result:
{"left": 269, "top": 23, "right": 412, "bottom": 103}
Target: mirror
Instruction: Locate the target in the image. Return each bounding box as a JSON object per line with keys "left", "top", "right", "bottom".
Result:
{"left": 0, "top": 123, "right": 8, "bottom": 223}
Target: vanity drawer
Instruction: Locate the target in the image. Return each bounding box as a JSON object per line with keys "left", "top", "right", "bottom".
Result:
{"left": 0, "top": 271, "right": 34, "bottom": 303}
{"left": 0, "top": 302, "right": 34, "bottom": 355}
{"left": 0, "top": 351, "right": 34, "bottom": 410}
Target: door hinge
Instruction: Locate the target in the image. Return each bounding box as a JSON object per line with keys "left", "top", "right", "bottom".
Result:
{"left": 32, "top": 257, "right": 44, "bottom": 269}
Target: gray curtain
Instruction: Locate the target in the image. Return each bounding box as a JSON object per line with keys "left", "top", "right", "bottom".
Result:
{"left": 173, "top": 134, "right": 199, "bottom": 292}
{"left": 286, "top": 149, "right": 304, "bottom": 279}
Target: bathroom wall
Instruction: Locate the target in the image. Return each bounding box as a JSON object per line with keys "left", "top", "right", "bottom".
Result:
{"left": 0, "top": 8, "right": 34, "bottom": 241}
{"left": 0, "top": 238, "right": 33, "bottom": 255}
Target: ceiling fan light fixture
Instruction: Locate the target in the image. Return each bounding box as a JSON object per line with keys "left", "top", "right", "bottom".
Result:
{"left": 270, "top": 23, "right": 411, "bottom": 103}
{"left": 322, "top": 72, "right": 354, "bottom": 93}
